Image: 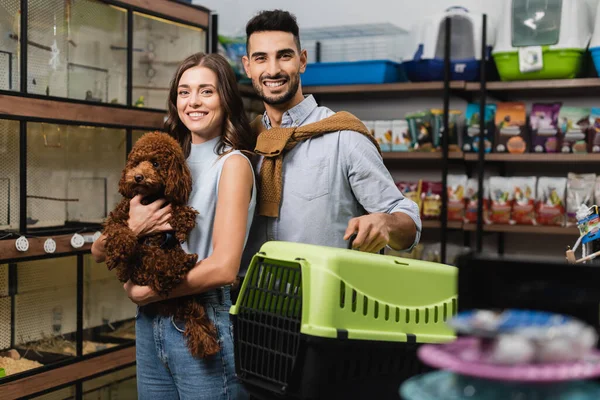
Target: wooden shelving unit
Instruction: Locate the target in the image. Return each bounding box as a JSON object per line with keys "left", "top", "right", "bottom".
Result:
{"left": 463, "top": 153, "right": 600, "bottom": 162}
{"left": 382, "top": 152, "right": 463, "bottom": 161}
{"left": 465, "top": 78, "right": 600, "bottom": 92}
{"left": 1, "top": 346, "right": 136, "bottom": 400}
{"left": 463, "top": 223, "right": 579, "bottom": 236}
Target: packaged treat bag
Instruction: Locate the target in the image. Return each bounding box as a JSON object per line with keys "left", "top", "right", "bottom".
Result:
{"left": 397, "top": 181, "right": 422, "bottom": 212}
{"left": 566, "top": 173, "right": 596, "bottom": 226}
{"left": 464, "top": 178, "right": 490, "bottom": 224}
{"left": 390, "top": 119, "right": 411, "bottom": 151}
{"left": 432, "top": 109, "right": 462, "bottom": 152}
{"left": 589, "top": 108, "right": 600, "bottom": 153}
{"left": 510, "top": 177, "right": 537, "bottom": 225}
{"left": 374, "top": 120, "right": 392, "bottom": 152}
{"left": 363, "top": 120, "right": 374, "bottom": 137}
{"left": 596, "top": 175, "right": 600, "bottom": 205}
{"left": 495, "top": 102, "right": 528, "bottom": 153}
{"left": 463, "top": 103, "right": 496, "bottom": 153}
{"left": 447, "top": 174, "right": 467, "bottom": 221}
{"left": 558, "top": 107, "right": 591, "bottom": 153}
{"left": 537, "top": 177, "right": 567, "bottom": 226}
{"left": 489, "top": 177, "right": 512, "bottom": 224}
{"left": 530, "top": 102, "right": 561, "bottom": 153}
{"left": 421, "top": 181, "right": 442, "bottom": 220}
{"left": 406, "top": 111, "right": 433, "bottom": 152}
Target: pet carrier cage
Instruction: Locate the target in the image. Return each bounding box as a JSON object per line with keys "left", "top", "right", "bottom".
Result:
{"left": 0, "top": 119, "right": 20, "bottom": 232}
{"left": 403, "top": 6, "right": 495, "bottom": 82}
{"left": 493, "top": 0, "right": 592, "bottom": 81}
{"left": 230, "top": 241, "right": 458, "bottom": 400}
{"left": 132, "top": 12, "right": 207, "bottom": 109}
{"left": 27, "top": 0, "right": 127, "bottom": 103}
{"left": 0, "top": 0, "right": 20, "bottom": 91}
{"left": 26, "top": 123, "right": 125, "bottom": 232}
{"left": 300, "top": 23, "right": 410, "bottom": 86}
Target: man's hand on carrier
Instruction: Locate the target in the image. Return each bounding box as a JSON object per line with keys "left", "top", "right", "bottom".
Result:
{"left": 344, "top": 213, "right": 391, "bottom": 253}
{"left": 124, "top": 280, "right": 160, "bottom": 306}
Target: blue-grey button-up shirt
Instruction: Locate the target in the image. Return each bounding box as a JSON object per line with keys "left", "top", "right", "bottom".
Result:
{"left": 240, "top": 95, "right": 421, "bottom": 276}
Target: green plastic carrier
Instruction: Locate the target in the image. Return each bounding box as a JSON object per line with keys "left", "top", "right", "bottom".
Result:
{"left": 230, "top": 241, "right": 458, "bottom": 400}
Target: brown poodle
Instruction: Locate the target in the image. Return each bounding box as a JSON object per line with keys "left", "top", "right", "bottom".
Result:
{"left": 102, "top": 131, "right": 220, "bottom": 358}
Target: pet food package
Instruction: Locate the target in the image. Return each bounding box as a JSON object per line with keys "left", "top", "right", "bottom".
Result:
{"left": 447, "top": 174, "right": 467, "bottom": 221}
{"left": 363, "top": 120, "right": 375, "bottom": 137}
{"left": 432, "top": 109, "right": 462, "bottom": 152}
{"left": 390, "top": 119, "right": 411, "bottom": 151}
{"left": 596, "top": 175, "right": 600, "bottom": 206}
{"left": 558, "top": 107, "right": 591, "bottom": 153}
{"left": 397, "top": 181, "right": 422, "bottom": 212}
{"left": 463, "top": 103, "right": 496, "bottom": 153}
{"left": 406, "top": 111, "right": 433, "bottom": 152}
{"left": 489, "top": 177, "right": 512, "bottom": 224}
{"left": 464, "top": 178, "right": 490, "bottom": 224}
{"left": 530, "top": 102, "right": 561, "bottom": 153}
{"left": 421, "top": 181, "right": 442, "bottom": 220}
{"left": 536, "top": 177, "right": 567, "bottom": 227}
{"left": 495, "top": 102, "right": 528, "bottom": 154}
{"left": 510, "top": 177, "right": 537, "bottom": 225}
{"left": 566, "top": 173, "right": 596, "bottom": 226}
{"left": 374, "top": 120, "right": 392, "bottom": 152}
{"left": 589, "top": 108, "right": 600, "bottom": 153}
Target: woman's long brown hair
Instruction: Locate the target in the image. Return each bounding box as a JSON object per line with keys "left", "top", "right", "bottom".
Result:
{"left": 164, "top": 53, "right": 255, "bottom": 158}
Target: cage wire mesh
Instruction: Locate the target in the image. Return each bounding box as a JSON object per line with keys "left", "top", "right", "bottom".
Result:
{"left": 68, "top": 0, "right": 127, "bottom": 104}
{"left": 28, "top": 0, "right": 68, "bottom": 97}
{"left": 26, "top": 122, "right": 126, "bottom": 229}
{"left": 83, "top": 366, "right": 137, "bottom": 400}
{"left": 14, "top": 257, "right": 77, "bottom": 347}
{"left": 132, "top": 12, "right": 206, "bottom": 109}
{"left": 300, "top": 23, "right": 410, "bottom": 63}
{"left": 0, "top": 119, "right": 19, "bottom": 232}
{"left": 132, "top": 129, "right": 146, "bottom": 144}
{"left": 0, "top": 296, "right": 10, "bottom": 350}
{"left": 83, "top": 254, "right": 136, "bottom": 331}
{"left": 0, "top": 0, "right": 20, "bottom": 91}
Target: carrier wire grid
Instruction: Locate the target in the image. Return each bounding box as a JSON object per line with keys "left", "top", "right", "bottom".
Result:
{"left": 230, "top": 240, "right": 458, "bottom": 400}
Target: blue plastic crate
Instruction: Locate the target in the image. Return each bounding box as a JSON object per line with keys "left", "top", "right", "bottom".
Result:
{"left": 591, "top": 47, "right": 600, "bottom": 77}
{"left": 301, "top": 60, "right": 408, "bottom": 86}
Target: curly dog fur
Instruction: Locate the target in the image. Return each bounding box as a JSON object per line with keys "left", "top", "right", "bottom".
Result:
{"left": 102, "top": 131, "right": 220, "bottom": 358}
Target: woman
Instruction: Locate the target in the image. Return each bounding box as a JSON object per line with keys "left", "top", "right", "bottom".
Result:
{"left": 91, "top": 52, "right": 255, "bottom": 399}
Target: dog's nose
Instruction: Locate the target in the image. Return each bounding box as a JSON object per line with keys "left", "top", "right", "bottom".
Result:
{"left": 135, "top": 174, "right": 144, "bottom": 183}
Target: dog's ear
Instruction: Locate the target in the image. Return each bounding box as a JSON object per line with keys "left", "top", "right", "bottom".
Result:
{"left": 165, "top": 153, "right": 192, "bottom": 204}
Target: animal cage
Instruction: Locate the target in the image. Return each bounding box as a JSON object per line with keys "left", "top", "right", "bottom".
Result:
{"left": 27, "top": 0, "right": 127, "bottom": 104}
{"left": 0, "top": 119, "right": 20, "bottom": 232}
{"left": 132, "top": 12, "right": 207, "bottom": 110}
{"left": 230, "top": 241, "right": 458, "bottom": 400}
{"left": 0, "top": 0, "right": 20, "bottom": 91}
{"left": 26, "top": 122, "right": 126, "bottom": 232}
{"left": 0, "top": 255, "right": 135, "bottom": 381}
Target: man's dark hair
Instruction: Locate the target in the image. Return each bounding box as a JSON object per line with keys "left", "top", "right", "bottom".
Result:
{"left": 245, "top": 10, "right": 301, "bottom": 54}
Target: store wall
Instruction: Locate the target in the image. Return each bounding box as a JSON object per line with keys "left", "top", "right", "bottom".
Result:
{"left": 194, "top": 0, "right": 600, "bottom": 37}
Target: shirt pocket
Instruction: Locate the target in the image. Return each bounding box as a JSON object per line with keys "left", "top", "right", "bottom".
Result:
{"left": 288, "top": 159, "right": 329, "bottom": 201}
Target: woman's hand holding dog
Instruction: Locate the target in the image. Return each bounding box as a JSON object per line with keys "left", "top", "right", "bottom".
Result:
{"left": 128, "top": 194, "right": 174, "bottom": 237}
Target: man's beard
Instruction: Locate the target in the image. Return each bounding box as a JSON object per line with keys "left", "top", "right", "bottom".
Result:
{"left": 252, "top": 73, "right": 300, "bottom": 105}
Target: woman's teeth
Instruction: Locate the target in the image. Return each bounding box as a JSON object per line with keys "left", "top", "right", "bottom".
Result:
{"left": 188, "top": 112, "right": 207, "bottom": 117}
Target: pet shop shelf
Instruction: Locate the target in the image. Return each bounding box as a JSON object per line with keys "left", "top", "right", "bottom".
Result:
{"left": 463, "top": 153, "right": 600, "bottom": 163}
{"left": 463, "top": 223, "right": 579, "bottom": 236}
{"left": 492, "top": 0, "right": 592, "bottom": 81}
{"left": 132, "top": 11, "right": 207, "bottom": 110}
{"left": 466, "top": 78, "right": 600, "bottom": 96}
{"left": 230, "top": 241, "right": 457, "bottom": 400}
{"left": 1, "top": 346, "right": 135, "bottom": 400}
{"left": 422, "top": 220, "right": 464, "bottom": 230}
{"left": 382, "top": 151, "right": 464, "bottom": 161}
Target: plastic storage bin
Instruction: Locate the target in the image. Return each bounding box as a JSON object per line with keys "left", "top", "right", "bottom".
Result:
{"left": 493, "top": 0, "right": 592, "bottom": 81}
{"left": 403, "top": 6, "right": 494, "bottom": 82}
{"left": 301, "top": 60, "right": 407, "bottom": 86}
{"left": 589, "top": 2, "right": 600, "bottom": 76}
{"left": 230, "top": 241, "right": 458, "bottom": 400}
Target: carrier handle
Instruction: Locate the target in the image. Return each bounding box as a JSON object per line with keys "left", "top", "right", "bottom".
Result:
{"left": 347, "top": 233, "right": 384, "bottom": 255}
{"left": 445, "top": 6, "right": 469, "bottom": 13}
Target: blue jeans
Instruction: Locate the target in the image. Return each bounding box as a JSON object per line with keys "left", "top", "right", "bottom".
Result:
{"left": 135, "top": 287, "right": 249, "bottom": 400}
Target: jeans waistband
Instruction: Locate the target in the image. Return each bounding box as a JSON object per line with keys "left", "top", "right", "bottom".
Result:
{"left": 195, "top": 285, "right": 231, "bottom": 306}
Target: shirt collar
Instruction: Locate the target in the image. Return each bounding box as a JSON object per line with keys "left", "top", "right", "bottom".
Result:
{"left": 262, "top": 95, "right": 318, "bottom": 129}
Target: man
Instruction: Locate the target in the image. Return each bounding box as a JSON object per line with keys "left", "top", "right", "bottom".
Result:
{"left": 239, "top": 9, "right": 421, "bottom": 276}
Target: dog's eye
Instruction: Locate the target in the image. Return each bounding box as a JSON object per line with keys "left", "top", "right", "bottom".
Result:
{"left": 152, "top": 161, "right": 159, "bottom": 168}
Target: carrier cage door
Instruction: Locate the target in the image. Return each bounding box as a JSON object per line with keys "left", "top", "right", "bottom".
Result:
{"left": 512, "top": 0, "right": 562, "bottom": 47}
{"left": 434, "top": 15, "right": 475, "bottom": 60}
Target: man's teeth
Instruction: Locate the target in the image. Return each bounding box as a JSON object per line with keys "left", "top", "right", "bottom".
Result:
{"left": 265, "top": 81, "right": 285, "bottom": 87}
{"left": 189, "top": 112, "right": 207, "bottom": 117}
